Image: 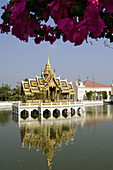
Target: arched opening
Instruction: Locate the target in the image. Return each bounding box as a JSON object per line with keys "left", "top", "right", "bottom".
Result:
{"left": 53, "top": 109, "right": 60, "bottom": 119}
{"left": 71, "top": 108, "right": 75, "bottom": 117}
{"left": 77, "top": 107, "right": 83, "bottom": 117}
{"left": 21, "top": 109, "right": 29, "bottom": 120}
{"left": 43, "top": 109, "right": 51, "bottom": 119}
{"left": 62, "top": 108, "right": 68, "bottom": 118}
{"left": 31, "top": 109, "right": 39, "bottom": 119}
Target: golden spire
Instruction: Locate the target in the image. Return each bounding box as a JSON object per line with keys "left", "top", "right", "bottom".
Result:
{"left": 43, "top": 47, "right": 54, "bottom": 77}
{"left": 47, "top": 47, "right": 50, "bottom": 65}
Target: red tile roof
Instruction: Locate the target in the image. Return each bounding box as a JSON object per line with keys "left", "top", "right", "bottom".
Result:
{"left": 83, "top": 80, "right": 111, "bottom": 88}
{"left": 72, "top": 82, "right": 76, "bottom": 87}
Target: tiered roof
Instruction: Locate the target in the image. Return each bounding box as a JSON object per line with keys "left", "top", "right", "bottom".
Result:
{"left": 28, "top": 78, "right": 40, "bottom": 93}
{"left": 21, "top": 56, "right": 75, "bottom": 95}
{"left": 22, "top": 76, "right": 75, "bottom": 95}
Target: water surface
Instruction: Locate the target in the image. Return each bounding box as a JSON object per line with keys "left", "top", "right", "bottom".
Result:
{"left": 0, "top": 105, "right": 113, "bottom": 170}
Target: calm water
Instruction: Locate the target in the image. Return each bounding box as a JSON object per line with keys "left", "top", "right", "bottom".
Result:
{"left": 0, "top": 105, "right": 113, "bottom": 170}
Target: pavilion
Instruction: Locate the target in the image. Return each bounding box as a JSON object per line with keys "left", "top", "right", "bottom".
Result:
{"left": 21, "top": 55, "right": 75, "bottom": 103}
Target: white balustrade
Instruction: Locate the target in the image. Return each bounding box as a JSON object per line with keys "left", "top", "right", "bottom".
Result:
{"left": 12, "top": 101, "right": 85, "bottom": 122}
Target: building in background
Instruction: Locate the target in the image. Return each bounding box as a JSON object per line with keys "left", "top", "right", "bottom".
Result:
{"left": 74, "top": 80, "right": 111, "bottom": 101}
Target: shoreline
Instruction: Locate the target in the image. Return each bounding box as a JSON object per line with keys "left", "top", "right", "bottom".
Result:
{"left": 0, "top": 101, "right": 18, "bottom": 109}
{"left": 83, "top": 100, "right": 103, "bottom": 106}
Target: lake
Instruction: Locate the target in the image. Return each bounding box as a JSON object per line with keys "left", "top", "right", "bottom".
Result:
{"left": 0, "top": 104, "right": 113, "bottom": 170}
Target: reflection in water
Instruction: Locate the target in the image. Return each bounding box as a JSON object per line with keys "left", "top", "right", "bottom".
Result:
{"left": 20, "top": 120, "right": 80, "bottom": 169}
{"left": 85, "top": 105, "right": 113, "bottom": 126}
{"left": 12, "top": 104, "right": 113, "bottom": 169}
{"left": 0, "top": 109, "right": 11, "bottom": 126}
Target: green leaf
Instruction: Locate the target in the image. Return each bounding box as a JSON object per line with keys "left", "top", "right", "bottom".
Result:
{"left": 73, "top": 4, "right": 84, "bottom": 16}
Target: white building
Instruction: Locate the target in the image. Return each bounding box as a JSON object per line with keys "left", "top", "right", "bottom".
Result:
{"left": 74, "top": 80, "right": 111, "bottom": 100}
{"left": 111, "top": 84, "right": 113, "bottom": 94}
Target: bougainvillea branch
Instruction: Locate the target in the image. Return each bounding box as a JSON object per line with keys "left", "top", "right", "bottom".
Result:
{"left": 0, "top": 0, "right": 113, "bottom": 46}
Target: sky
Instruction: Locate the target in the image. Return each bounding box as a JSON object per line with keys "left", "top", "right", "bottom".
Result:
{"left": 0, "top": 1, "right": 113, "bottom": 88}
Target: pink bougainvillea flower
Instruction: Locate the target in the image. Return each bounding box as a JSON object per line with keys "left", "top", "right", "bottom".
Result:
{"left": 26, "top": 18, "right": 40, "bottom": 37}
{"left": 69, "top": 20, "right": 88, "bottom": 46}
{"left": 10, "top": 0, "right": 26, "bottom": 19}
{"left": 88, "top": 0, "right": 99, "bottom": 6}
{"left": 85, "top": 4, "right": 105, "bottom": 37}
{"left": 58, "top": 18, "right": 74, "bottom": 35}
{"left": 0, "top": 23, "right": 10, "bottom": 34}
{"left": 42, "top": 10, "right": 50, "bottom": 21}
{"left": 48, "top": 0, "right": 68, "bottom": 23}
{"left": 58, "top": 18, "right": 88, "bottom": 46}
{"left": 0, "top": 0, "right": 112, "bottom": 46}
{"left": 45, "top": 34, "right": 56, "bottom": 44}
{"left": 7, "top": 0, "right": 41, "bottom": 42}
{"left": 11, "top": 16, "right": 40, "bottom": 42}
{"left": 35, "top": 36, "right": 44, "bottom": 44}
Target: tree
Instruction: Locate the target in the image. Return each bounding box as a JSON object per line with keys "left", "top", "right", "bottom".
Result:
{"left": 86, "top": 90, "right": 107, "bottom": 100}
{"left": 0, "top": 84, "right": 11, "bottom": 101}
{"left": 101, "top": 91, "right": 107, "bottom": 99}
{"left": 0, "top": 0, "right": 113, "bottom": 46}
{"left": 12, "top": 85, "right": 21, "bottom": 101}
{"left": 86, "top": 91, "right": 93, "bottom": 100}
{"left": 0, "top": 83, "right": 21, "bottom": 101}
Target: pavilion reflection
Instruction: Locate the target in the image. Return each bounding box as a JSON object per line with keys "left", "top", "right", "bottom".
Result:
{"left": 20, "top": 119, "right": 84, "bottom": 169}
{"left": 13, "top": 105, "right": 113, "bottom": 169}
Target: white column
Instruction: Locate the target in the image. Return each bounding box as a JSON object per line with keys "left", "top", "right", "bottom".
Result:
{"left": 75, "top": 107, "right": 77, "bottom": 118}
{"left": 68, "top": 101, "right": 71, "bottom": 118}
{"left": 60, "top": 102, "right": 62, "bottom": 119}
{"left": 51, "top": 102, "right": 53, "bottom": 119}
{"left": 41, "top": 107, "right": 43, "bottom": 126}
{"left": 41, "top": 102, "right": 43, "bottom": 121}
{"left": 29, "top": 102, "right": 31, "bottom": 120}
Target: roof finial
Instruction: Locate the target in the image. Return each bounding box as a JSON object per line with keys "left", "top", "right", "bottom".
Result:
{"left": 41, "top": 68, "right": 43, "bottom": 77}
{"left": 47, "top": 46, "right": 50, "bottom": 65}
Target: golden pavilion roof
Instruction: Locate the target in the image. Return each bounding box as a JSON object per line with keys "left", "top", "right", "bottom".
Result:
{"left": 21, "top": 55, "right": 75, "bottom": 96}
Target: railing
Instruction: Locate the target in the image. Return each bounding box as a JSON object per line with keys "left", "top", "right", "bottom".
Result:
{"left": 12, "top": 101, "right": 84, "bottom": 108}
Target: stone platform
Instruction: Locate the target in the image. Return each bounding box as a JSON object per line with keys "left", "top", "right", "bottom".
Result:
{"left": 12, "top": 101, "right": 86, "bottom": 122}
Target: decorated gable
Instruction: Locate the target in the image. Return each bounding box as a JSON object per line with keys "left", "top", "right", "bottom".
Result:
{"left": 61, "top": 81, "right": 68, "bottom": 88}
{"left": 38, "top": 78, "right": 45, "bottom": 85}
{"left": 30, "top": 80, "right": 38, "bottom": 87}
{"left": 29, "top": 79, "right": 40, "bottom": 93}
{"left": 56, "top": 79, "right": 60, "bottom": 86}
{"left": 68, "top": 82, "right": 75, "bottom": 94}
{"left": 22, "top": 81, "right": 32, "bottom": 95}
{"left": 24, "top": 83, "right": 30, "bottom": 89}
{"left": 68, "top": 84, "right": 73, "bottom": 89}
